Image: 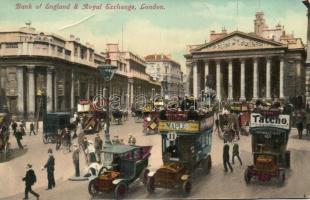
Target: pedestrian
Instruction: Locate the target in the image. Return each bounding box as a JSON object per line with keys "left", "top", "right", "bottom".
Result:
{"left": 72, "top": 144, "right": 80, "bottom": 177}
{"left": 296, "top": 109, "right": 305, "bottom": 139}
{"left": 86, "top": 141, "right": 97, "bottom": 164}
{"left": 232, "top": 138, "right": 242, "bottom": 165}
{"left": 42, "top": 148, "right": 55, "bottom": 190}
{"left": 94, "top": 133, "right": 103, "bottom": 163}
{"left": 215, "top": 117, "right": 220, "bottom": 134}
{"left": 20, "top": 124, "right": 26, "bottom": 136}
{"left": 11, "top": 121, "right": 17, "bottom": 135}
{"left": 223, "top": 143, "right": 233, "bottom": 172}
{"left": 22, "top": 164, "right": 39, "bottom": 200}
{"left": 30, "top": 122, "right": 36, "bottom": 136}
{"left": 14, "top": 125, "right": 23, "bottom": 149}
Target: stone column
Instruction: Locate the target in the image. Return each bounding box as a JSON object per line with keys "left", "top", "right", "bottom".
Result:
{"left": 303, "top": 1, "right": 310, "bottom": 105}
{"left": 253, "top": 58, "right": 259, "bottom": 100}
{"left": 54, "top": 72, "right": 58, "bottom": 111}
{"left": 130, "top": 80, "right": 134, "bottom": 107}
{"left": 60, "top": 73, "right": 66, "bottom": 111}
{"left": 304, "top": 0, "right": 310, "bottom": 64}
{"left": 228, "top": 59, "right": 233, "bottom": 100}
{"left": 46, "top": 66, "right": 54, "bottom": 112}
{"left": 216, "top": 60, "right": 221, "bottom": 101}
{"left": 266, "top": 57, "right": 271, "bottom": 100}
{"left": 27, "top": 65, "right": 35, "bottom": 119}
{"left": 204, "top": 60, "right": 209, "bottom": 89}
{"left": 193, "top": 62, "right": 198, "bottom": 97}
{"left": 185, "top": 63, "right": 191, "bottom": 96}
{"left": 17, "top": 66, "right": 24, "bottom": 117}
{"left": 296, "top": 59, "right": 302, "bottom": 95}
{"left": 127, "top": 80, "right": 130, "bottom": 109}
{"left": 240, "top": 59, "right": 246, "bottom": 101}
{"left": 279, "top": 57, "right": 284, "bottom": 99}
{"left": 70, "top": 70, "right": 75, "bottom": 111}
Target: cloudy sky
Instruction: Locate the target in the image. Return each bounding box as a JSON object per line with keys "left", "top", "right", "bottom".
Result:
{"left": 0, "top": 0, "right": 307, "bottom": 72}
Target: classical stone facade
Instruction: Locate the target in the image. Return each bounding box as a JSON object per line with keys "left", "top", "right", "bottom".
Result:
{"left": 0, "top": 25, "right": 160, "bottom": 119}
{"left": 105, "top": 44, "right": 161, "bottom": 106}
{"left": 185, "top": 12, "right": 305, "bottom": 102}
{"left": 145, "top": 54, "right": 184, "bottom": 98}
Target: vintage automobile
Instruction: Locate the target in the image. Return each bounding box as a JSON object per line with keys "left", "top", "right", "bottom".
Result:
{"left": 88, "top": 143, "right": 152, "bottom": 199}
{"left": 146, "top": 109, "right": 214, "bottom": 195}
{"left": 0, "top": 112, "right": 12, "bottom": 160}
{"left": 43, "top": 112, "right": 71, "bottom": 144}
{"left": 244, "top": 108, "right": 291, "bottom": 185}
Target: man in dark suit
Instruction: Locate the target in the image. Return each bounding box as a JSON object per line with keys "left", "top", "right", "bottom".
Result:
{"left": 14, "top": 124, "right": 23, "bottom": 149}
{"left": 42, "top": 148, "right": 55, "bottom": 189}
{"left": 23, "top": 164, "right": 39, "bottom": 200}
{"left": 223, "top": 143, "right": 233, "bottom": 173}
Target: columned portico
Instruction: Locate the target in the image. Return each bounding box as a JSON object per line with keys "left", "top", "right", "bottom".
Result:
{"left": 185, "top": 31, "right": 304, "bottom": 102}
{"left": 27, "top": 65, "right": 35, "bottom": 119}
{"left": 240, "top": 59, "right": 246, "bottom": 101}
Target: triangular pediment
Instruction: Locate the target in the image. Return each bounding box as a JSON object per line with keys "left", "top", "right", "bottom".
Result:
{"left": 193, "top": 31, "right": 286, "bottom": 52}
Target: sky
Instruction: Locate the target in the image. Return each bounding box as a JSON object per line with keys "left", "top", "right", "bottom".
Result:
{"left": 0, "top": 0, "right": 307, "bottom": 73}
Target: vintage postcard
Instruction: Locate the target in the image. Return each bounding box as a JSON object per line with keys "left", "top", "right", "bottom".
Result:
{"left": 0, "top": 0, "right": 309, "bottom": 199}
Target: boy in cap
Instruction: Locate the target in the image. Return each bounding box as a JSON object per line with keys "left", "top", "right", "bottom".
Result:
{"left": 23, "top": 164, "right": 39, "bottom": 200}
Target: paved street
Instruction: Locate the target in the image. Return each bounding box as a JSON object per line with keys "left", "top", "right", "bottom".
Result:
{"left": 1, "top": 117, "right": 310, "bottom": 200}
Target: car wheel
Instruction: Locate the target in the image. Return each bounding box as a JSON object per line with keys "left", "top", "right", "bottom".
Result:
{"left": 88, "top": 179, "right": 98, "bottom": 197}
{"left": 182, "top": 180, "right": 192, "bottom": 195}
{"left": 146, "top": 176, "right": 155, "bottom": 193}
{"left": 207, "top": 155, "right": 212, "bottom": 171}
{"left": 114, "top": 181, "right": 127, "bottom": 199}
{"left": 244, "top": 168, "right": 251, "bottom": 184}
{"left": 202, "top": 155, "right": 211, "bottom": 175}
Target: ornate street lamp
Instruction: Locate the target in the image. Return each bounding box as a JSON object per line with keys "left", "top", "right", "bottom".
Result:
{"left": 98, "top": 64, "right": 117, "bottom": 144}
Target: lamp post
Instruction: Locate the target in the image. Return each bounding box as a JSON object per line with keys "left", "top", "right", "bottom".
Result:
{"left": 98, "top": 64, "right": 117, "bottom": 144}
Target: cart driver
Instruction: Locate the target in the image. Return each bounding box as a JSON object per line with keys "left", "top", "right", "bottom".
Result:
{"left": 166, "top": 141, "right": 178, "bottom": 158}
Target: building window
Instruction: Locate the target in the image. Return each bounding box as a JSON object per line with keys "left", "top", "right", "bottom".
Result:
{"left": 74, "top": 47, "right": 78, "bottom": 56}
{"left": 65, "top": 50, "right": 71, "bottom": 56}
{"left": 6, "top": 43, "right": 18, "bottom": 48}
{"left": 57, "top": 46, "right": 63, "bottom": 53}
